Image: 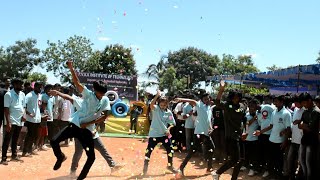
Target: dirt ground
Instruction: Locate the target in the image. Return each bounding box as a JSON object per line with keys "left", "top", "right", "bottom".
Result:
{"left": 0, "top": 137, "right": 263, "bottom": 180}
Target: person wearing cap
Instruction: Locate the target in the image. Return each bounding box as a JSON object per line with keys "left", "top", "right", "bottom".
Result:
{"left": 1, "top": 78, "right": 25, "bottom": 165}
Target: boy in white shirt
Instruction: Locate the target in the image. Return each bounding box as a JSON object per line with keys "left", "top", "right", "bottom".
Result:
{"left": 287, "top": 95, "right": 304, "bottom": 179}
{"left": 254, "top": 95, "right": 291, "bottom": 178}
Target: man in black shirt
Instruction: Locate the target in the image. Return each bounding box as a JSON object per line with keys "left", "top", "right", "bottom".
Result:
{"left": 298, "top": 93, "right": 320, "bottom": 180}
{"left": 212, "top": 81, "right": 246, "bottom": 180}
{"left": 211, "top": 105, "right": 226, "bottom": 163}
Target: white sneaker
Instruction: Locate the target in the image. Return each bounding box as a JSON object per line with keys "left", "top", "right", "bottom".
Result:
{"left": 248, "top": 169, "right": 255, "bottom": 176}
{"left": 262, "top": 171, "right": 269, "bottom": 178}
{"left": 240, "top": 166, "right": 247, "bottom": 171}
{"left": 211, "top": 171, "right": 220, "bottom": 180}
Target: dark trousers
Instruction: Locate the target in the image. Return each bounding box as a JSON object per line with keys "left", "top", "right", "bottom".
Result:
{"left": 287, "top": 143, "right": 302, "bottom": 180}
{"left": 174, "top": 119, "right": 186, "bottom": 150}
{"left": 300, "top": 144, "right": 317, "bottom": 180}
{"left": 51, "top": 123, "right": 95, "bottom": 180}
{"left": 143, "top": 136, "right": 174, "bottom": 173}
{"left": 71, "top": 137, "right": 115, "bottom": 172}
{"left": 212, "top": 128, "right": 226, "bottom": 161}
{"left": 258, "top": 134, "right": 271, "bottom": 170}
{"left": 2, "top": 125, "right": 22, "bottom": 160}
{"left": 47, "top": 120, "right": 60, "bottom": 141}
{"left": 269, "top": 142, "right": 284, "bottom": 175}
{"left": 216, "top": 138, "right": 243, "bottom": 180}
{"left": 129, "top": 115, "right": 138, "bottom": 132}
{"left": 23, "top": 122, "right": 40, "bottom": 154}
{"left": 244, "top": 140, "right": 259, "bottom": 170}
{"left": 179, "top": 134, "right": 215, "bottom": 171}
{"left": 185, "top": 128, "right": 194, "bottom": 151}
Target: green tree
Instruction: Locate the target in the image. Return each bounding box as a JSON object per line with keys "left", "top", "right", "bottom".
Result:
{"left": 317, "top": 51, "right": 320, "bottom": 63}
{"left": 0, "top": 39, "right": 42, "bottom": 79}
{"left": 27, "top": 72, "right": 47, "bottom": 84}
{"left": 219, "top": 54, "right": 259, "bottom": 75}
{"left": 266, "top": 64, "right": 282, "bottom": 71}
{"left": 85, "top": 44, "right": 137, "bottom": 75}
{"left": 42, "top": 35, "right": 94, "bottom": 82}
{"left": 165, "top": 47, "right": 220, "bottom": 88}
{"left": 159, "top": 66, "right": 187, "bottom": 95}
{"left": 143, "top": 55, "right": 167, "bottom": 86}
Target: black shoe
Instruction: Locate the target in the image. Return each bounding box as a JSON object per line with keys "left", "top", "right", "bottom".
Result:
{"left": 11, "top": 156, "right": 23, "bottom": 162}
{"left": 166, "top": 166, "right": 178, "bottom": 174}
{"left": 53, "top": 154, "right": 67, "bottom": 170}
{"left": 0, "top": 159, "right": 8, "bottom": 165}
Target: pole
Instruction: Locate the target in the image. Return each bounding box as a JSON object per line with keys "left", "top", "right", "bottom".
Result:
{"left": 297, "top": 64, "right": 301, "bottom": 93}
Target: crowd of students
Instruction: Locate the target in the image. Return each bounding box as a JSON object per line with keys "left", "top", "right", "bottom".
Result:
{"left": 0, "top": 79, "right": 75, "bottom": 164}
{"left": 0, "top": 61, "right": 123, "bottom": 180}
{"left": 145, "top": 81, "right": 320, "bottom": 180}
{"left": 1, "top": 69, "right": 319, "bottom": 180}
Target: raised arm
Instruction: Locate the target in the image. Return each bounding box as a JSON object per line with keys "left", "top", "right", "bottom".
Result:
{"left": 66, "top": 60, "right": 84, "bottom": 93}
{"left": 150, "top": 90, "right": 161, "bottom": 111}
{"left": 174, "top": 98, "right": 197, "bottom": 107}
{"left": 216, "top": 80, "right": 226, "bottom": 103}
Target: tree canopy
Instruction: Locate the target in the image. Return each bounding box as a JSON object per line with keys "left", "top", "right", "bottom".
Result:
{"left": 42, "top": 35, "right": 94, "bottom": 83}
{"left": 0, "top": 39, "right": 41, "bottom": 79}
{"left": 27, "top": 72, "right": 47, "bottom": 84}
{"left": 85, "top": 44, "right": 137, "bottom": 75}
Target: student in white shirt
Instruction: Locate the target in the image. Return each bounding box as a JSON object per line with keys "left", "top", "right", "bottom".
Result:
{"left": 255, "top": 95, "right": 291, "bottom": 178}
{"left": 287, "top": 95, "right": 304, "bottom": 180}
{"left": 1, "top": 79, "right": 25, "bottom": 165}
{"left": 22, "top": 82, "right": 43, "bottom": 157}
{"left": 254, "top": 94, "right": 275, "bottom": 177}
{"left": 242, "top": 99, "right": 260, "bottom": 176}
{"left": 175, "top": 92, "right": 215, "bottom": 178}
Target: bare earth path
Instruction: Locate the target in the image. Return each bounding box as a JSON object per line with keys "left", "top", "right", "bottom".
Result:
{"left": 0, "top": 137, "right": 262, "bottom": 180}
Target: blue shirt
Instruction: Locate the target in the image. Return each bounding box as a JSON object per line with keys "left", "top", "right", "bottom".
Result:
{"left": 194, "top": 101, "right": 212, "bottom": 136}
{"left": 3, "top": 89, "right": 25, "bottom": 126}
{"left": 182, "top": 103, "right": 195, "bottom": 129}
{"left": 41, "top": 93, "right": 55, "bottom": 121}
{"left": 148, "top": 105, "right": 176, "bottom": 137}
{"left": 269, "top": 107, "right": 292, "bottom": 143}
{"left": 70, "top": 87, "right": 110, "bottom": 139}
{"left": 245, "top": 113, "right": 259, "bottom": 141}
{"left": 25, "top": 91, "right": 42, "bottom": 123}
{"left": 257, "top": 104, "right": 275, "bottom": 135}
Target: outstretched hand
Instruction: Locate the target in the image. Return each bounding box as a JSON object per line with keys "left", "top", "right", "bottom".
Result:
{"left": 220, "top": 80, "right": 226, "bottom": 88}
{"left": 156, "top": 90, "right": 161, "bottom": 97}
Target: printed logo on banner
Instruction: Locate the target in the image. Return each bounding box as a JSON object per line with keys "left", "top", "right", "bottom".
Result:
{"left": 77, "top": 72, "right": 138, "bottom": 101}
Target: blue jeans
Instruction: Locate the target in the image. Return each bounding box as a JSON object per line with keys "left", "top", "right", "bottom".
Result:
{"left": 71, "top": 137, "right": 115, "bottom": 172}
